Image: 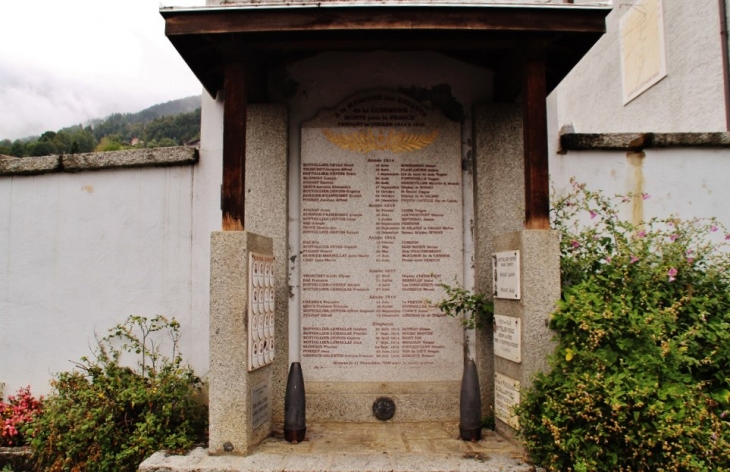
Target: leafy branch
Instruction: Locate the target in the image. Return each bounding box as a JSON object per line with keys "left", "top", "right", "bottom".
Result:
{"left": 434, "top": 280, "right": 494, "bottom": 330}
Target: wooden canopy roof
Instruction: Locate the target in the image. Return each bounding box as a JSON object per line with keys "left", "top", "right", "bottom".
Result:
{"left": 160, "top": 2, "right": 610, "bottom": 232}
{"left": 161, "top": 3, "right": 610, "bottom": 100}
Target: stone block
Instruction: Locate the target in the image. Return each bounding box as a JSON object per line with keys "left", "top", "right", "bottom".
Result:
{"left": 0, "top": 447, "right": 36, "bottom": 471}
{"left": 492, "top": 230, "right": 560, "bottom": 439}
{"left": 62, "top": 147, "right": 198, "bottom": 172}
{"left": 305, "top": 381, "right": 460, "bottom": 423}
{"left": 209, "top": 231, "right": 274, "bottom": 456}
{"left": 0, "top": 155, "right": 60, "bottom": 176}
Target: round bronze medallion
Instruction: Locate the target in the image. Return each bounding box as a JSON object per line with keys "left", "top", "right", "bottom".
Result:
{"left": 372, "top": 397, "right": 396, "bottom": 421}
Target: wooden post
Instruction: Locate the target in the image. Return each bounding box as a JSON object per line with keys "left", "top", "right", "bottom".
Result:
{"left": 222, "top": 62, "right": 247, "bottom": 231}
{"left": 522, "top": 56, "right": 550, "bottom": 230}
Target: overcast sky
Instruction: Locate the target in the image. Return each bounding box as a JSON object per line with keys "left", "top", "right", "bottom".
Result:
{"left": 0, "top": 0, "right": 208, "bottom": 141}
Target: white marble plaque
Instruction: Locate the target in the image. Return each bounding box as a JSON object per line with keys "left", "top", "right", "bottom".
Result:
{"left": 494, "top": 314, "right": 521, "bottom": 363}
{"left": 300, "top": 90, "right": 463, "bottom": 382}
{"left": 492, "top": 251, "right": 520, "bottom": 300}
{"left": 251, "top": 381, "right": 270, "bottom": 429}
{"left": 620, "top": 0, "right": 667, "bottom": 104}
{"left": 495, "top": 372, "right": 520, "bottom": 429}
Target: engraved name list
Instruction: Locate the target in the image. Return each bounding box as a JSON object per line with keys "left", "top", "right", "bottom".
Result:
{"left": 300, "top": 92, "right": 464, "bottom": 382}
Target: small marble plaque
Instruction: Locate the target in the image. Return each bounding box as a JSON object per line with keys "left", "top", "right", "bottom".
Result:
{"left": 495, "top": 372, "right": 520, "bottom": 429}
{"left": 492, "top": 251, "right": 520, "bottom": 300}
{"left": 251, "top": 381, "right": 270, "bottom": 429}
{"left": 493, "top": 314, "right": 521, "bottom": 363}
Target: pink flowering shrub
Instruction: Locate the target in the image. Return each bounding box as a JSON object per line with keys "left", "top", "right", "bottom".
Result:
{"left": 517, "top": 180, "right": 730, "bottom": 471}
{"left": 0, "top": 386, "right": 43, "bottom": 446}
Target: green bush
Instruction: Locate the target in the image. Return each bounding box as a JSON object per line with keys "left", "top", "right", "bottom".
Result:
{"left": 517, "top": 180, "right": 730, "bottom": 471}
{"left": 25, "top": 315, "right": 207, "bottom": 472}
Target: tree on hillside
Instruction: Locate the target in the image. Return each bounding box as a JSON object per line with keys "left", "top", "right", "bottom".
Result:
{"left": 10, "top": 140, "right": 27, "bottom": 157}
{"left": 143, "top": 108, "right": 200, "bottom": 145}
{"left": 29, "top": 141, "right": 58, "bottom": 157}
{"left": 0, "top": 139, "right": 11, "bottom": 156}
{"left": 2, "top": 96, "right": 201, "bottom": 158}
{"left": 95, "top": 136, "right": 124, "bottom": 152}
{"left": 68, "top": 127, "right": 96, "bottom": 153}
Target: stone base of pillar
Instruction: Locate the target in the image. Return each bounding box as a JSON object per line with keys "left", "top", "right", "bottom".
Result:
{"left": 492, "top": 230, "right": 560, "bottom": 441}
{"left": 209, "top": 231, "right": 274, "bottom": 456}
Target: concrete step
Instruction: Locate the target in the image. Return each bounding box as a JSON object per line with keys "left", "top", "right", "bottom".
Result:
{"left": 139, "top": 422, "right": 534, "bottom": 472}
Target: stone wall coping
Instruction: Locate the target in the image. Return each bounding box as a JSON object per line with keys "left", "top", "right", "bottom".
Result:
{"left": 0, "top": 447, "right": 36, "bottom": 471}
{"left": 559, "top": 130, "right": 730, "bottom": 153}
{"left": 0, "top": 146, "right": 199, "bottom": 177}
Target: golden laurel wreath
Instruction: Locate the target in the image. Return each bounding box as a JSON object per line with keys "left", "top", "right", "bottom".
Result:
{"left": 322, "top": 129, "right": 439, "bottom": 154}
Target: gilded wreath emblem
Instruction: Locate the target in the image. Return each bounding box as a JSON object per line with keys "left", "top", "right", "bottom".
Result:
{"left": 322, "top": 129, "right": 439, "bottom": 154}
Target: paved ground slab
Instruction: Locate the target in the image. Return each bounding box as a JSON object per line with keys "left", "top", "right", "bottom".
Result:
{"left": 139, "top": 422, "right": 534, "bottom": 472}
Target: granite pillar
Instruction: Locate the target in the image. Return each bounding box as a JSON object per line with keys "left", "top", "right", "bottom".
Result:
{"left": 244, "top": 105, "right": 289, "bottom": 423}
{"left": 473, "top": 103, "right": 525, "bottom": 417}
{"left": 492, "top": 230, "right": 560, "bottom": 440}
{"left": 473, "top": 103, "right": 560, "bottom": 441}
{"left": 209, "top": 231, "right": 274, "bottom": 456}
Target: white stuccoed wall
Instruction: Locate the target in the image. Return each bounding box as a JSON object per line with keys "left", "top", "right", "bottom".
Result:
{"left": 553, "top": 0, "right": 726, "bottom": 133}
{"left": 549, "top": 0, "right": 730, "bottom": 228}
{"left": 549, "top": 146, "right": 730, "bottom": 228}
{"left": 0, "top": 93, "right": 265, "bottom": 399}
{"left": 189, "top": 92, "right": 225, "bottom": 379}
{"left": 0, "top": 165, "right": 210, "bottom": 397}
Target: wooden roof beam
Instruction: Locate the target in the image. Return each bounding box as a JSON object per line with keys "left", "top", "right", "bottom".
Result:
{"left": 222, "top": 62, "right": 248, "bottom": 231}
{"left": 523, "top": 47, "right": 550, "bottom": 230}
{"left": 163, "top": 6, "right": 608, "bottom": 36}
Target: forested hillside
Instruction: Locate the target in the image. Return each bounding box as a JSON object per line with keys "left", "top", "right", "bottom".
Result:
{"left": 0, "top": 96, "right": 201, "bottom": 157}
